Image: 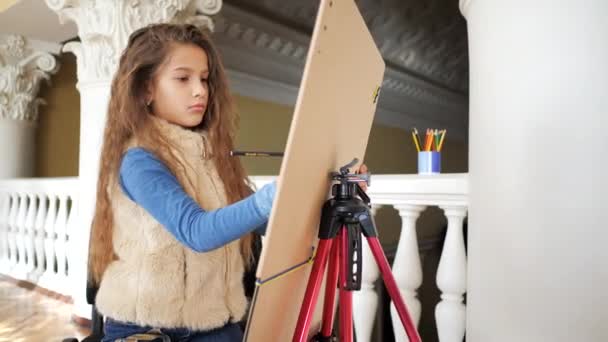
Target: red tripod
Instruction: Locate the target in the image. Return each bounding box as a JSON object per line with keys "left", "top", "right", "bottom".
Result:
{"left": 292, "top": 160, "right": 421, "bottom": 342}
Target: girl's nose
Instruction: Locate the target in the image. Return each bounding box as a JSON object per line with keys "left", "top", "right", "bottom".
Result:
{"left": 192, "top": 82, "right": 206, "bottom": 98}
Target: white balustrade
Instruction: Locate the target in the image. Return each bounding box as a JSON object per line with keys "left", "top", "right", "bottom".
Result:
{"left": 33, "top": 193, "right": 47, "bottom": 278}
{"left": 353, "top": 204, "right": 382, "bottom": 342}
{"left": 6, "top": 194, "right": 18, "bottom": 272}
{"left": 391, "top": 204, "right": 425, "bottom": 341}
{"left": 41, "top": 193, "right": 57, "bottom": 289}
{"left": 25, "top": 193, "right": 37, "bottom": 275}
{"left": 252, "top": 174, "right": 468, "bottom": 342}
{"left": 54, "top": 194, "right": 70, "bottom": 294}
{"left": 0, "top": 194, "right": 10, "bottom": 273}
{"left": 435, "top": 206, "right": 467, "bottom": 342}
{"left": 0, "top": 174, "right": 468, "bottom": 340}
{"left": 363, "top": 174, "right": 468, "bottom": 342}
{"left": 15, "top": 194, "right": 27, "bottom": 276}
{"left": 0, "top": 178, "right": 78, "bottom": 296}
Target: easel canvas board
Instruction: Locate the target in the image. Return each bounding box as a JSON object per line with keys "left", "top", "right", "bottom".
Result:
{"left": 244, "top": 0, "right": 385, "bottom": 340}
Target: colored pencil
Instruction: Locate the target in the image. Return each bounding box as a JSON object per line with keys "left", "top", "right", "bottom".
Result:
{"left": 437, "top": 130, "right": 447, "bottom": 152}
{"left": 411, "top": 128, "right": 421, "bottom": 152}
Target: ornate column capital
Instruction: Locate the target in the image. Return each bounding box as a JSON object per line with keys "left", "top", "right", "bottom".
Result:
{"left": 45, "top": 0, "right": 223, "bottom": 85}
{"left": 0, "top": 34, "right": 60, "bottom": 122}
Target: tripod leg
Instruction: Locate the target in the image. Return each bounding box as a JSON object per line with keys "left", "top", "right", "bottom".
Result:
{"left": 293, "top": 239, "right": 334, "bottom": 342}
{"left": 366, "top": 237, "right": 422, "bottom": 342}
{"left": 338, "top": 227, "right": 354, "bottom": 342}
{"left": 319, "top": 232, "right": 341, "bottom": 338}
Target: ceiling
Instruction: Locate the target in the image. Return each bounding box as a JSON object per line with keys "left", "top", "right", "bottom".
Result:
{"left": 0, "top": 0, "right": 469, "bottom": 139}
{"left": 225, "top": 0, "right": 469, "bottom": 94}
{"left": 0, "top": 0, "right": 76, "bottom": 43}
{"left": 213, "top": 0, "right": 469, "bottom": 138}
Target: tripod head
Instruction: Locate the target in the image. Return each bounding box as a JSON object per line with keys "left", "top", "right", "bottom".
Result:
{"left": 330, "top": 158, "right": 371, "bottom": 204}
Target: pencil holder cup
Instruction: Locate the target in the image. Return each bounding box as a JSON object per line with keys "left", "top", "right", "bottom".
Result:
{"left": 418, "top": 151, "right": 441, "bottom": 174}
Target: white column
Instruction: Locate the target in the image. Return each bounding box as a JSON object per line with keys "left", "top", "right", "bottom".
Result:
{"left": 461, "top": 0, "right": 608, "bottom": 341}
{"left": 0, "top": 35, "right": 60, "bottom": 178}
{"left": 45, "top": 0, "right": 222, "bottom": 319}
{"left": 391, "top": 204, "right": 425, "bottom": 341}
{"left": 353, "top": 204, "right": 382, "bottom": 342}
{"left": 435, "top": 206, "right": 467, "bottom": 342}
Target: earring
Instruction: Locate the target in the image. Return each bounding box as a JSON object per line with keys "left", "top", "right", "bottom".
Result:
{"left": 146, "top": 99, "right": 152, "bottom": 107}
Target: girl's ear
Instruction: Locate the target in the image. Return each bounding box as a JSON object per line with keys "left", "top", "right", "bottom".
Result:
{"left": 145, "top": 80, "right": 155, "bottom": 105}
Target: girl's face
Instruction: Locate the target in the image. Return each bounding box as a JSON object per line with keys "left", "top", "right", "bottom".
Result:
{"left": 147, "top": 43, "right": 210, "bottom": 127}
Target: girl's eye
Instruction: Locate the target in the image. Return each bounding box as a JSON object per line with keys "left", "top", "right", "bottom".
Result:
{"left": 201, "top": 78, "right": 208, "bottom": 83}
{"left": 176, "top": 76, "right": 188, "bottom": 82}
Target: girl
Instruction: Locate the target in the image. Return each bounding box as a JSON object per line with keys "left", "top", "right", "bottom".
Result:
{"left": 89, "top": 23, "right": 276, "bottom": 341}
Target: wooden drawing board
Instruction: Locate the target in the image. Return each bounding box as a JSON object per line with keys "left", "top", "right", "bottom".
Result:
{"left": 244, "top": 0, "right": 385, "bottom": 340}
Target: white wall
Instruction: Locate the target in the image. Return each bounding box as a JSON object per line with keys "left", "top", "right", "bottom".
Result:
{"left": 463, "top": 0, "right": 608, "bottom": 341}
{"left": 0, "top": 119, "right": 36, "bottom": 178}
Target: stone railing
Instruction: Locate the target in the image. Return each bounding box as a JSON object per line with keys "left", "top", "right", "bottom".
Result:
{"left": 0, "top": 174, "right": 468, "bottom": 341}
{"left": 250, "top": 174, "right": 468, "bottom": 342}
{"left": 0, "top": 177, "right": 78, "bottom": 296}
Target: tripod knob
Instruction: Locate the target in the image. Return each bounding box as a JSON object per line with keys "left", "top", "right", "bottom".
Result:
{"left": 311, "top": 333, "right": 338, "bottom": 342}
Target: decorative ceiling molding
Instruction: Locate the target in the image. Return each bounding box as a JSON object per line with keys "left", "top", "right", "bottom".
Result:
{"left": 225, "top": 69, "right": 299, "bottom": 107}
{"left": 359, "top": 0, "right": 469, "bottom": 92}
{"left": 0, "top": 34, "right": 60, "bottom": 122}
{"left": 213, "top": 3, "right": 468, "bottom": 140}
{"left": 225, "top": 0, "right": 469, "bottom": 93}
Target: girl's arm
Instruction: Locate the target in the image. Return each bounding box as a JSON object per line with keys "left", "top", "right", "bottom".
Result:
{"left": 119, "top": 147, "right": 274, "bottom": 253}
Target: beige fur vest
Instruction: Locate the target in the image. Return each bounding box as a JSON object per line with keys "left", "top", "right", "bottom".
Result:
{"left": 95, "top": 117, "right": 248, "bottom": 330}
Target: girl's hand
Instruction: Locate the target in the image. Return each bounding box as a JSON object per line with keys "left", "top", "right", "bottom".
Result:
{"left": 355, "top": 163, "right": 369, "bottom": 192}
{"left": 253, "top": 181, "right": 277, "bottom": 218}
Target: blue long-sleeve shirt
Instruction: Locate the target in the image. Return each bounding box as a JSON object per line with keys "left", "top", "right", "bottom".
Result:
{"left": 119, "top": 148, "right": 267, "bottom": 253}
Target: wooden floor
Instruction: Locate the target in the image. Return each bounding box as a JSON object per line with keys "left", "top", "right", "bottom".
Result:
{"left": 0, "top": 277, "right": 90, "bottom": 342}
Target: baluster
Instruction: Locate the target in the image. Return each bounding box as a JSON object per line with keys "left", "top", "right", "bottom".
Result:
{"left": 24, "top": 193, "right": 37, "bottom": 276}
{"left": 65, "top": 196, "right": 75, "bottom": 280}
{"left": 15, "top": 194, "right": 28, "bottom": 277}
{"left": 435, "top": 206, "right": 467, "bottom": 342}
{"left": 54, "top": 194, "right": 69, "bottom": 292}
{"left": 41, "top": 194, "right": 58, "bottom": 288}
{"left": 7, "top": 194, "right": 18, "bottom": 271}
{"left": 65, "top": 195, "right": 88, "bottom": 312}
{"left": 33, "top": 194, "right": 48, "bottom": 277}
{"left": 353, "top": 204, "right": 382, "bottom": 342}
{"left": 0, "top": 194, "right": 8, "bottom": 267}
{"left": 0, "top": 193, "right": 10, "bottom": 272}
{"left": 391, "top": 204, "right": 425, "bottom": 341}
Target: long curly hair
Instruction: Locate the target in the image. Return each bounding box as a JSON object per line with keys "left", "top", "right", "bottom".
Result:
{"left": 88, "top": 23, "right": 254, "bottom": 285}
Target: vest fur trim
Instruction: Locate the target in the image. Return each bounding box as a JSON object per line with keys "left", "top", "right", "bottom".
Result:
{"left": 95, "top": 116, "right": 248, "bottom": 330}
